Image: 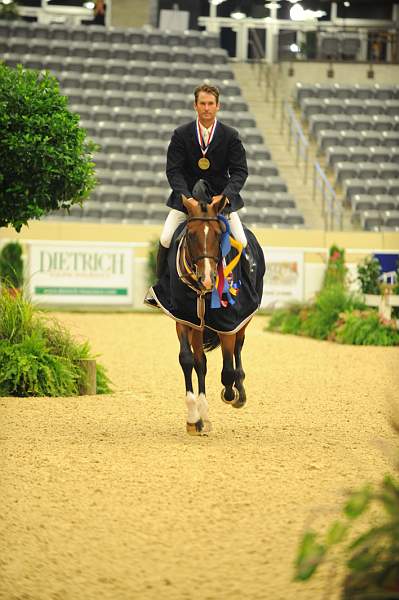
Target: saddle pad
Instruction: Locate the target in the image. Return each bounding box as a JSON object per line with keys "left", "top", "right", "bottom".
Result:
{"left": 148, "top": 226, "right": 265, "bottom": 333}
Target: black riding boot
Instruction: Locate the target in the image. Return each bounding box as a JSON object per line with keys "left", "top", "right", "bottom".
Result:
{"left": 145, "top": 243, "right": 169, "bottom": 307}
{"left": 156, "top": 243, "right": 169, "bottom": 279}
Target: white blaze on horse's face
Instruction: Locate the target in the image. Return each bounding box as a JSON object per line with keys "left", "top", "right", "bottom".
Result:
{"left": 202, "top": 224, "right": 213, "bottom": 291}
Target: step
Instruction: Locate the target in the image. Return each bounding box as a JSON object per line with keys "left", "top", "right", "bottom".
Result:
{"left": 232, "top": 62, "right": 345, "bottom": 230}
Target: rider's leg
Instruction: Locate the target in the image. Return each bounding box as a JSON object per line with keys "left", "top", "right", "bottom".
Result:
{"left": 157, "top": 209, "right": 186, "bottom": 277}
{"left": 229, "top": 211, "right": 256, "bottom": 283}
{"left": 229, "top": 211, "right": 247, "bottom": 247}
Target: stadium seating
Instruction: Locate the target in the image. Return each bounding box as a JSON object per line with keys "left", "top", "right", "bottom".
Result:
{"left": 295, "top": 82, "right": 399, "bottom": 231}
{"left": 1, "top": 20, "right": 304, "bottom": 227}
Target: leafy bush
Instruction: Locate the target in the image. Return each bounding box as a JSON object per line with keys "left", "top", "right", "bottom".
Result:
{"left": 268, "top": 287, "right": 365, "bottom": 341}
{"left": 0, "top": 64, "right": 97, "bottom": 231}
{"left": 323, "top": 245, "right": 347, "bottom": 289}
{"left": 295, "top": 475, "right": 399, "bottom": 597}
{"left": 0, "top": 290, "right": 112, "bottom": 396}
{"left": 333, "top": 310, "right": 399, "bottom": 346}
{"left": 268, "top": 302, "right": 305, "bottom": 335}
{"left": 266, "top": 246, "right": 399, "bottom": 346}
{"left": 0, "top": 241, "right": 23, "bottom": 288}
{"left": 302, "top": 285, "right": 365, "bottom": 341}
{"left": 357, "top": 257, "right": 382, "bottom": 295}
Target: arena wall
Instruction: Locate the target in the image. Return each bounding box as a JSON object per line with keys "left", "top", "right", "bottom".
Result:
{"left": 1, "top": 222, "right": 398, "bottom": 309}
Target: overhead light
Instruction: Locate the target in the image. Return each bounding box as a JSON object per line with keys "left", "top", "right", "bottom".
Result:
{"left": 210, "top": 0, "right": 227, "bottom": 5}
{"left": 231, "top": 10, "right": 246, "bottom": 19}
{"left": 265, "top": 2, "right": 281, "bottom": 9}
{"left": 344, "top": 1, "right": 350, "bottom": 6}
{"left": 2, "top": 0, "right": 13, "bottom": 4}
{"left": 290, "top": 43, "right": 300, "bottom": 53}
{"left": 287, "top": 0, "right": 300, "bottom": 3}
{"left": 83, "top": 1, "right": 95, "bottom": 8}
{"left": 290, "top": 3, "right": 326, "bottom": 20}
{"left": 290, "top": 3, "right": 304, "bottom": 20}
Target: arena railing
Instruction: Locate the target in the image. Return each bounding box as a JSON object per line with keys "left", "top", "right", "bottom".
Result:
{"left": 280, "top": 100, "right": 309, "bottom": 183}
{"left": 313, "top": 161, "right": 343, "bottom": 231}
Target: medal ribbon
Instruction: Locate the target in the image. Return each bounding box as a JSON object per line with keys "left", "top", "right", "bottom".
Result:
{"left": 196, "top": 118, "right": 217, "bottom": 157}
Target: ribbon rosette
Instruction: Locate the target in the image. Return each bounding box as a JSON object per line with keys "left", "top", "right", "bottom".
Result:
{"left": 211, "top": 215, "right": 243, "bottom": 309}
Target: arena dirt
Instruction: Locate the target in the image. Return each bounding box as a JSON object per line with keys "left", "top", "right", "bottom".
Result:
{"left": 1, "top": 312, "right": 398, "bottom": 600}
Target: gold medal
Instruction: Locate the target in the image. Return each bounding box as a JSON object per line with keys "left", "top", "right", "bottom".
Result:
{"left": 198, "top": 157, "right": 210, "bottom": 170}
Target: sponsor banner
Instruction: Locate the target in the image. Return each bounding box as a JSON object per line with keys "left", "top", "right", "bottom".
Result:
{"left": 28, "top": 242, "right": 133, "bottom": 305}
{"left": 261, "top": 249, "right": 304, "bottom": 308}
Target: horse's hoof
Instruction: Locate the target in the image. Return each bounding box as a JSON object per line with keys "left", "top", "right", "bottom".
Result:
{"left": 232, "top": 388, "right": 246, "bottom": 409}
{"left": 202, "top": 419, "right": 212, "bottom": 434}
{"left": 221, "top": 387, "right": 239, "bottom": 405}
{"left": 186, "top": 418, "right": 206, "bottom": 436}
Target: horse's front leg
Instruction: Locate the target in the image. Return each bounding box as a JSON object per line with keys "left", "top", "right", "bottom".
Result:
{"left": 191, "top": 329, "right": 211, "bottom": 434}
{"left": 176, "top": 323, "right": 205, "bottom": 436}
{"left": 219, "top": 333, "right": 240, "bottom": 406}
{"left": 233, "top": 325, "right": 248, "bottom": 409}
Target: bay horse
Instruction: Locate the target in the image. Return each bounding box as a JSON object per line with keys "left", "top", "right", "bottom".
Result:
{"left": 146, "top": 194, "right": 265, "bottom": 436}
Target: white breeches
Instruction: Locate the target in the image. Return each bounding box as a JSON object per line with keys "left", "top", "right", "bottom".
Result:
{"left": 160, "top": 209, "right": 248, "bottom": 248}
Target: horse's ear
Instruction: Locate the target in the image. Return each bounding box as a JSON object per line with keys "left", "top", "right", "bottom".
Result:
{"left": 182, "top": 195, "right": 199, "bottom": 214}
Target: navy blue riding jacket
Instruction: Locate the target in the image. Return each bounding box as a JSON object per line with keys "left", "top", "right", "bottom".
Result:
{"left": 165, "top": 120, "right": 248, "bottom": 214}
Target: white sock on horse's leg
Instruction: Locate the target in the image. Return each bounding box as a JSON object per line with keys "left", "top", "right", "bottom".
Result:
{"left": 186, "top": 391, "right": 200, "bottom": 424}
{"left": 229, "top": 212, "right": 248, "bottom": 248}
{"left": 197, "top": 393, "right": 209, "bottom": 422}
{"left": 160, "top": 209, "right": 187, "bottom": 248}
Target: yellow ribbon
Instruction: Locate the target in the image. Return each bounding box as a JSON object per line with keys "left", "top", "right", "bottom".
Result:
{"left": 223, "top": 236, "right": 243, "bottom": 277}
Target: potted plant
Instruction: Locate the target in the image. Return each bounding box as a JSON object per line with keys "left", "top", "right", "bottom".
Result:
{"left": 295, "top": 471, "right": 399, "bottom": 597}
{"left": 0, "top": 63, "right": 97, "bottom": 232}
{"left": 0, "top": 241, "right": 23, "bottom": 294}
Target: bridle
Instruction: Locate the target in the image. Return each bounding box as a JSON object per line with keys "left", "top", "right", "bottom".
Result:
{"left": 177, "top": 212, "right": 244, "bottom": 314}
{"left": 184, "top": 216, "right": 225, "bottom": 268}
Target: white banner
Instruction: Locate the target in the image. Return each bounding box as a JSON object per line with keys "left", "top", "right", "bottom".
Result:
{"left": 28, "top": 242, "right": 134, "bottom": 305}
{"left": 261, "top": 249, "right": 304, "bottom": 308}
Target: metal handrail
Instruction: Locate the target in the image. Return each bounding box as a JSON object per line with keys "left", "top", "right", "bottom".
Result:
{"left": 247, "top": 30, "right": 279, "bottom": 108}
{"left": 281, "top": 101, "right": 309, "bottom": 183}
{"left": 313, "top": 161, "right": 343, "bottom": 231}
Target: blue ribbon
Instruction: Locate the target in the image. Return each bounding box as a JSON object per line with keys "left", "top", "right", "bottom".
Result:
{"left": 218, "top": 215, "right": 231, "bottom": 258}
{"left": 210, "top": 215, "right": 240, "bottom": 309}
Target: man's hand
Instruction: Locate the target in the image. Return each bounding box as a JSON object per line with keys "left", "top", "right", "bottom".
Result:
{"left": 211, "top": 195, "right": 228, "bottom": 210}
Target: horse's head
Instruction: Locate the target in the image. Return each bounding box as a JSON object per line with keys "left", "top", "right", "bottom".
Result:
{"left": 182, "top": 195, "right": 226, "bottom": 292}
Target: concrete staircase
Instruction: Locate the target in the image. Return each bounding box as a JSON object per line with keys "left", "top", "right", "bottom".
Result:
{"left": 232, "top": 62, "right": 350, "bottom": 231}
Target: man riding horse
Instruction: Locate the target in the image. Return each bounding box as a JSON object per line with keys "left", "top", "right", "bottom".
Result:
{"left": 146, "top": 82, "right": 255, "bottom": 291}
{"left": 145, "top": 83, "right": 265, "bottom": 435}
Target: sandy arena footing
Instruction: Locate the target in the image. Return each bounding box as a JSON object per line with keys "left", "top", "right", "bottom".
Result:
{"left": 1, "top": 312, "right": 398, "bottom": 600}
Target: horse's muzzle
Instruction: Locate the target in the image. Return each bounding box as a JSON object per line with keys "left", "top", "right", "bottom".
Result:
{"left": 197, "top": 271, "right": 216, "bottom": 292}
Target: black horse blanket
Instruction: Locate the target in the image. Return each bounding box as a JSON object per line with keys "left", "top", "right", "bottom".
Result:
{"left": 146, "top": 221, "right": 265, "bottom": 333}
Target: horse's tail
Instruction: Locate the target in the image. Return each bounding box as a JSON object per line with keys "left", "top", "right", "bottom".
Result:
{"left": 203, "top": 328, "right": 221, "bottom": 352}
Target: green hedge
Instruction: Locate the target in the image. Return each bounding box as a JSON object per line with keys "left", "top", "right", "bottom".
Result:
{"left": 267, "top": 247, "right": 399, "bottom": 346}
{"left": 0, "top": 291, "right": 112, "bottom": 396}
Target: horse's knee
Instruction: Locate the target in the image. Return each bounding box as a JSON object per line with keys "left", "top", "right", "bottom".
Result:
{"left": 194, "top": 353, "right": 207, "bottom": 375}
{"left": 179, "top": 349, "right": 194, "bottom": 372}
